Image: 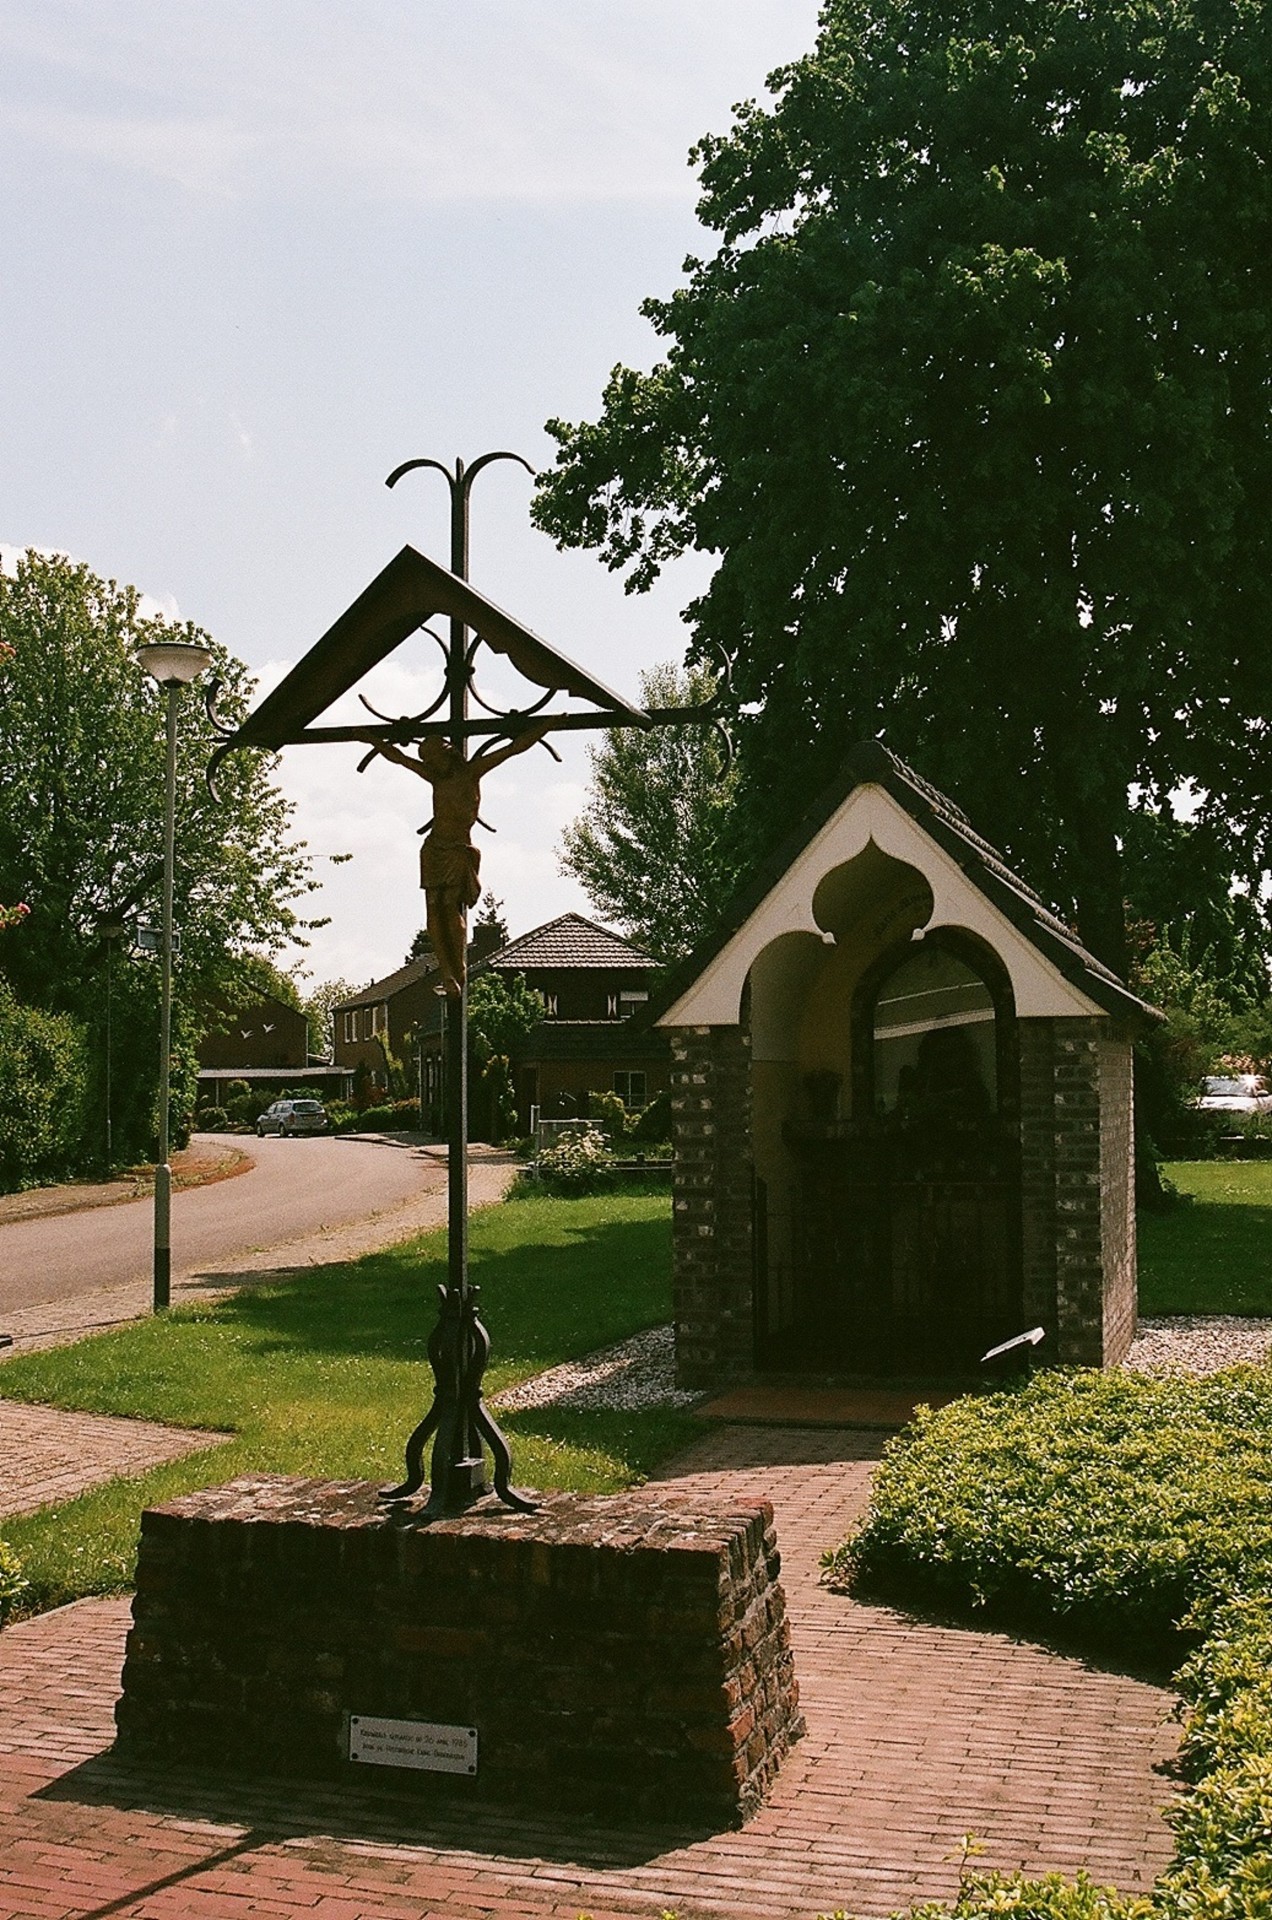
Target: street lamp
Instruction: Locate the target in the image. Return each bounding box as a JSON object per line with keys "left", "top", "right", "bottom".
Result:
{"left": 136, "top": 639, "right": 212, "bottom": 1311}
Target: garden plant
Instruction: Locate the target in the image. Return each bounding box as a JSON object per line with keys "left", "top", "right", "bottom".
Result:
{"left": 826, "top": 1367, "right": 1272, "bottom": 1917}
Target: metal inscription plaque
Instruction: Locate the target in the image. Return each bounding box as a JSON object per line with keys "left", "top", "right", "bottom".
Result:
{"left": 346, "top": 1713, "right": 478, "bottom": 1775}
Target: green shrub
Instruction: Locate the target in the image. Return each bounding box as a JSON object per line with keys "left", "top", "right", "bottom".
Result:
{"left": 906, "top": 1871, "right": 1142, "bottom": 1919}
{"left": 0, "top": 1537, "right": 27, "bottom": 1625}
{"left": 197, "top": 1105, "right": 231, "bottom": 1131}
{"left": 827, "top": 1368, "right": 1272, "bottom": 1918}
{"left": 631, "top": 1088, "right": 672, "bottom": 1144}
{"left": 0, "top": 978, "right": 91, "bottom": 1191}
{"left": 588, "top": 1089, "right": 632, "bottom": 1147}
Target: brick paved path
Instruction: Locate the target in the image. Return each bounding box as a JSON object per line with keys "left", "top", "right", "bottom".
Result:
{"left": 0, "top": 1403, "right": 230, "bottom": 1522}
{"left": 0, "top": 1426, "right": 1179, "bottom": 1920}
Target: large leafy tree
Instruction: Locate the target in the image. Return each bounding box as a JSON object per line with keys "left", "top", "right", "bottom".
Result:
{"left": 534, "top": 0, "right": 1272, "bottom": 974}
{"left": 0, "top": 549, "right": 314, "bottom": 1164}
{"left": 560, "top": 662, "right": 739, "bottom": 964}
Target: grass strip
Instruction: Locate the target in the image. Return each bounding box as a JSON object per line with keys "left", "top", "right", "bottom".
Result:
{"left": 1138, "top": 1160, "right": 1272, "bottom": 1316}
{"left": 0, "top": 1190, "right": 699, "bottom": 1616}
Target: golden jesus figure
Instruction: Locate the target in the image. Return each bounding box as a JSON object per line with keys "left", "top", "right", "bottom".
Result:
{"left": 359, "top": 724, "right": 550, "bottom": 995}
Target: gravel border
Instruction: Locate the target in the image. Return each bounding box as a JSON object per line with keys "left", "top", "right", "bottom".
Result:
{"left": 1124, "top": 1314, "right": 1272, "bottom": 1375}
{"left": 493, "top": 1325, "right": 701, "bottom": 1413}
{"left": 493, "top": 1315, "right": 1272, "bottom": 1416}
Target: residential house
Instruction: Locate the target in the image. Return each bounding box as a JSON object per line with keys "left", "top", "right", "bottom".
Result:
{"left": 333, "top": 913, "right": 670, "bottom": 1130}
{"left": 196, "top": 991, "right": 347, "bottom": 1104}
{"left": 484, "top": 913, "right": 668, "bottom": 1129}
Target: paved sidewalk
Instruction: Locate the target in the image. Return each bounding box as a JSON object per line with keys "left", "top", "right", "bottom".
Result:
{"left": 0, "top": 1403, "right": 231, "bottom": 1522}
{"left": 0, "top": 1425, "right": 1179, "bottom": 1920}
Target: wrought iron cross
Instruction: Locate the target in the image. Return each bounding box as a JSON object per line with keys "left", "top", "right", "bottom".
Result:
{"left": 209, "top": 452, "right": 724, "bottom": 1519}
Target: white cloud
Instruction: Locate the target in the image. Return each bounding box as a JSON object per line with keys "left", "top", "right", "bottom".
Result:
{"left": 0, "top": 99, "right": 251, "bottom": 196}
{"left": 0, "top": 2, "right": 819, "bottom": 205}
{"left": 0, "top": 541, "right": 180, "bottom": 623}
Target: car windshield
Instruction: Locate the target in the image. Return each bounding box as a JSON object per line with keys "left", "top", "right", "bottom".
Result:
{"left": 1203, "top": 1076, "right": 1260, "bottom": 1097}
{"left": 291, "top": 1101, "right": 324, "bottom": 1112}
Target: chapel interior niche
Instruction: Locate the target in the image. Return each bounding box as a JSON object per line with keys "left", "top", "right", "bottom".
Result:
{"left": 749, "top": 877, "right": 1023, "bottom": 1379}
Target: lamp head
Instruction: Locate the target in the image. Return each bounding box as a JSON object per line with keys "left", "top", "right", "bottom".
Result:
{"left": 136, "top": 640, "right": 213, "bottom": 688}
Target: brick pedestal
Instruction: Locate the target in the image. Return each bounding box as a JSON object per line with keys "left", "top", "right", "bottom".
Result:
{"left": 115, "top": 1476, "right": 804, "bottom": 1827}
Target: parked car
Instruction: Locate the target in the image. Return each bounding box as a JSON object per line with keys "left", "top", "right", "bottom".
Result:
{"left": 1193, "top": 1074, "right": 1272, "bottom": 1115}
{"left": 256, "top": 1098, "right": 329, "bottom": 1137}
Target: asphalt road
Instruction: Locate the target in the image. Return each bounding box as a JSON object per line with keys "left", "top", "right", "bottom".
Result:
{"left": 0, "top": 1133, "right": 449, "bottom": 1318}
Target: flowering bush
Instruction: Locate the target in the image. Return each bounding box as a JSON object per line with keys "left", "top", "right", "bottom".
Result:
{"left": 533, "top": 1126, "right": 615, "bottom": 1196}
{"left": 0, "top": 1538, "right": 27, "bottom": 1626}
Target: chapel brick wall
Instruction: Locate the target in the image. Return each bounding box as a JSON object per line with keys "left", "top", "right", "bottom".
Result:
{"left": 1098, "top": 1027, "right": 1138, "bottom": 1365}
{"left": 1017, "top": 1020, "right": 1059, "bottom": 1337}
{"left": 669, "top": 1025, "right": 755, "bottom": 1390}
{"left": 1018, "top": 1016, "right": 1135, "bottom": 1367}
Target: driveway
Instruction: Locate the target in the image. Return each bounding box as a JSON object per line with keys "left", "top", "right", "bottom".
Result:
{"left": 0, "top": 1132, "right": 462, "bottom": 1321}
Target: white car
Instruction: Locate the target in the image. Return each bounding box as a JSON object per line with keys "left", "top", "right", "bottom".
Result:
{"left": 1194, "top": 1074, "right": 1272, "bottom": 1115}
{"left": 256, "top": 1098, "right": 329, "bottom": 1137}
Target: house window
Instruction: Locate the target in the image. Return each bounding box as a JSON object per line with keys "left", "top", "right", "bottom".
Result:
{"left": 614, "top": 1070, "right": 647, "bottom": 1107}
{"left": 372, "top": 1003, "right": 387, "bottom": 1036}
{"left": 544, "top": 993, "right": 559, "bottom": 1018}
{"left": 607, "top": 993, "right": 619, "bottom": 1018}
{"left": 619, "top": 991, "right": 649, "bottom": 1018}
{"left": 343, "top": 1011, "right": 355, "bottom": 1044}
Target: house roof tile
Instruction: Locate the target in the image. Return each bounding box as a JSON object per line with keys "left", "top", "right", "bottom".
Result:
{"left": 335, "top": 953, "right": 439, "bottom": 1011}
{"left": 487, "top": 913, "right": 655, "bottom": 972}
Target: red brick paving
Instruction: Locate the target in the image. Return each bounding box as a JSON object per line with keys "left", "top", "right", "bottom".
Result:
{"left": 0, "top": 1404, "right": 231, "bottom": 1522}
{"left": 0, "top": 1425, "right": 1179, "bottom": 1919}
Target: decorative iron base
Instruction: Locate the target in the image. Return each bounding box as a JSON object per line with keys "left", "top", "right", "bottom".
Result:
{"left": 379, "top": 1281, "right": 536, "bottom": 1517}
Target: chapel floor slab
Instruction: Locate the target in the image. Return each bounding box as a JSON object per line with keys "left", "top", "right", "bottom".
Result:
{"left": 0, "top": 1424, "right": 1180, "bottom": 1920}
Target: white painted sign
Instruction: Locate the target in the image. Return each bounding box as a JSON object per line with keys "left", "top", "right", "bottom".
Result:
{"left": 347, "top": 1714, "right": 478, "bottom": 1775}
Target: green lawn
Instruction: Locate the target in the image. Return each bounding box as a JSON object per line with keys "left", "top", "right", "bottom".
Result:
{"left": 1138, "top": 1159, "right": 1272, "bottom": 1315}
{"left": 0, "top": 1190, "right": 698, "bottom": 1616}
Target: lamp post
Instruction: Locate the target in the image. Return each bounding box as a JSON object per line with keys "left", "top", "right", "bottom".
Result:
{"left": 136, "top": 640, "right": 212, "bottom": 1311}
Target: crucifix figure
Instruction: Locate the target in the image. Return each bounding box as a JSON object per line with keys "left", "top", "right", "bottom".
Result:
{"left": 358, "top": 722, "right": 550, "bottom": 995}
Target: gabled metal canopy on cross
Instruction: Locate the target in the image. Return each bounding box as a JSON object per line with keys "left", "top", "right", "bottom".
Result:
{"left": 213, "top": 543, "right": 650, "bottom": 761}
{"left": 210, "top": 456, "right": 718, "bottom": 1521}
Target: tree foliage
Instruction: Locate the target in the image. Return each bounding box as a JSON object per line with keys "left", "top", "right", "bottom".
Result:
{"left": 467, "top": 969, "right": 545, "bottom": 1144}
{"left": 559, "top": 662, "right": 739, "bottom": 964}
{"left": 467, "top": 970, "right": 545, "bottom": 1065}
{"left": 302, "top": 977, "right": 361, "bottom": 1061}
{"left": 535, "top": 0, "right": 1272, "bottom": 973}
{"left": 0, "top": 550, "right": 314, "bottom": 1166}
{"left": 0, "top": 978, "right": 90, "bottom": 1192}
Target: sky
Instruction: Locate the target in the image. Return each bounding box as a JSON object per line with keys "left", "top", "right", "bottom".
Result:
{"left": 0, "top": 2, "right": 822, "bottom": 990}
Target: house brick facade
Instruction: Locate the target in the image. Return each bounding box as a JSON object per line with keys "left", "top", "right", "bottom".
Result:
{"left": 334, "top": 914, "right": 670, "bottom": 1127}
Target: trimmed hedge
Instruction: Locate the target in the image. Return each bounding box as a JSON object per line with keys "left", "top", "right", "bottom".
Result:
{"left": 826, "top": 1368, "right": 1272, "bottom": 1919}
{"left": 0, "top": 979, "right": 90, "bottom": 1191}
